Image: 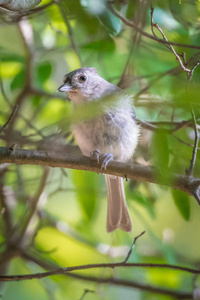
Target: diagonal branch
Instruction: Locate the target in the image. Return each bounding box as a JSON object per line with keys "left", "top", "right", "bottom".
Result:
{"left": 150, "top": 7, "right": 192, "bottom": 77}
{"left": 0, "top": 105, "right": 18, "bottom": 134}
{"left": 18, "top": 166, "right": 50, "bottom": 246}
{"left": 107, "top": 2, "right": 200, "bottom": 51}
{"left": 123, "top": 231, "right": 145, "bottom": 263}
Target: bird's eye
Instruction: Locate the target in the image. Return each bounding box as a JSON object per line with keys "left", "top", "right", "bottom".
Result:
{"left": 78, "top": 75, "right": 87, "bottom": 82}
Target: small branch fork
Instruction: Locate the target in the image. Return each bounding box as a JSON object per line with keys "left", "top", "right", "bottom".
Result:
{"left": 123, "top": 231, "right": 146, "bottom": 263}
{"left": 150, "top": 7, "right": 198, "bottom": 78}
{"left": 150, "top": 6, "right": 200, "bottom": 203}
{"left": 0, "top": 231, "right": 198, "bottom": 300}
{"left": 107, "top": 1, "right": 200, "bottom": 50}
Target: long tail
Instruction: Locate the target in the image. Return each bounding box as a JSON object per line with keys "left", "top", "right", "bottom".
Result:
{"left": 105, "top": 175, "right": 132, "bottom": 233}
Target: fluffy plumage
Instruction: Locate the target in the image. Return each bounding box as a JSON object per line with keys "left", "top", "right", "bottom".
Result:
{"left": 58, "top": 67, "right": 139, "bottom": 232}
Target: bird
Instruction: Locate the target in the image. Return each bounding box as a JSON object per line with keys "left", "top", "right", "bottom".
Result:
{"left": 58, "top": 67, "right": 140, "bottom": 232}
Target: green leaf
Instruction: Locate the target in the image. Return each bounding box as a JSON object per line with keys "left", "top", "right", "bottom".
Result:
{"left": 126, "top": 189, "right": 156, "bottom": 218}
{"left": 151, "top": 130, "right": 170, "bottom": 182}
{"left": 72, "top": 170, "right": 98, "bottom": 221}
{"left": 82, "top": 38, "right": 115, "bottom": 52}
{"left": 171, "top": 189, "right": 190, "bottom": 221}
{"left": 35, "top": 61, "right": 52, "bottom": 87}
{"left": 10, "top": 68, "right": 25, "bottom": 91}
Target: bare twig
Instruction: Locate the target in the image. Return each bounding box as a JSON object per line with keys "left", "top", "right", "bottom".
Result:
{"left": 5, "top": 21, "right": 34, "bottom": 133}
{"left": 150, "top": 6, "right": 200, "bottom": 195}
{"left": 0, "top": 105, "right": 18, "bottom": 134}
{"left": 107, "top": 2, "right": 200, "bottom": 51}
{"left": 123, "top": 231, "right": 145, "bottom": 263}
{"left": 0, "top": 260, "right": 200, "bottom": 280}
{"left": 79, "top": 289, "right": 95, "bottom": 300}
{"left": 186, "top": 109, "right": 199, "bottom": 177}
{"left": 150, "top": 7, "right": 170, "bottom": 51}
{"left": 56, "top": 1, "right": 83, "bottom": 66}
{"left": 138, "top": 116, "right": 200, "bottom": 133}
{"left": 65, "top": 273, "right": 193, "bottom": 299}
{"left": 187, "top": 62, "right": 200, "bottom": 81}
{"left": 150, "top": 7, "right": 191, "bottom": 76}
{"left": 0, "top": 167, "right": 13, "bottom": 236}
{"left": 0, "top": 264, "right": 194, "bottom": 298}
{"left": 17, "top": 252, "right": 196, "bottom": 300}
{"left": 19, "top": 166, "right": 50, "bottom": 245}
{"left": 172, "top": 134, "right": 200, "bottom": 150}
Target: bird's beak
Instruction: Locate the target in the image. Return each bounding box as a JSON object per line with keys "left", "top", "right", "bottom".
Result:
{"left": 58, "top": 83, "right": 73, "bottom": 92}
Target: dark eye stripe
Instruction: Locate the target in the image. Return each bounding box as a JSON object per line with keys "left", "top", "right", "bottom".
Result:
{"left": 63, "top": 76, "right": 70, "bottom": 84}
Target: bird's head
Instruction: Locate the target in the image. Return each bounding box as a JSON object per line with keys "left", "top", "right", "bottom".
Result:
{"left": 58, "top": 67, "right": 105, "bottom": 104}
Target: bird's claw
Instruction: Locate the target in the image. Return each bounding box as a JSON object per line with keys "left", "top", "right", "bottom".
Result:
{"left": 100, "top": 153, "right": 113, "bottom": 170}
{"left": 90, "top": 149, "right": 113, "bottom": 170}
{"left": 90, "top": 149, "right": 101, "bottom": 164}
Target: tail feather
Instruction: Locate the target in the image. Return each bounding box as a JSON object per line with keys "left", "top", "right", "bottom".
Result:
{"left": 105, "top": 175, "right": 132, "bottom": 233}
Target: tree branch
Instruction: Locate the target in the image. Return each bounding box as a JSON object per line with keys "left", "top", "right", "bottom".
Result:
{"left": 0, "top": 262, "right": 195, "bottom": 298}
{"left": 64, "top": 273, "right": 193, "bottom": 299}
{"left": 1, "top": 260, "right": 200, "bottom": 281}
{"left": 0, "top": 147, "right": 200, "bottom": 203}
{"left": 107, "top": 2, "right": 200, "bottom": 51}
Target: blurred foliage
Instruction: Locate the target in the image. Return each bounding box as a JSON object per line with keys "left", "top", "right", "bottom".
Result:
{"left": 0, "top": 0, "right": 200, "bottom": 299}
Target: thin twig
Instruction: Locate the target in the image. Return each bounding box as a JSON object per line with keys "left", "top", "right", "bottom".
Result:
{"left": 79, "top": 289, "right": 95, "bottom": 300}
{"left": 21, "top": 252, "right": 195, "bottom": 300}
{"left": 150, "top": 6, "right": 200, "bottom": 191}
{"left": 150, "top": 7, "right": 191, "bottom": 76}
{"left": 0, "top": 105, "right": 18, "bottom": 134}
{"left": 107, "top": 2, "right": 200, "bottom": 50}
{"left": 0, "top": 260, "right": 200, "bottom": 281}
{"left": 172, "top": 134, "right": 200, "bottom": 150}
{"left": 19, "top": 167, "right": 50, "bottom": 243}
{"left": 123, "top": 231, "right": 145, "bottom": 263}
{"left": 66, "top": 273, "right": 193, "bottom": 299}
{"left": 56, "top": 1, "right": 83, "bottom": 66}
{"left": 150, "top": 7, "right": 170, "bottom": 51}
{"left": 186, "top": 108, "right": 199, "bottom": 176}
{"left": 0, "top": 263, "right": 195, "bottom": 299}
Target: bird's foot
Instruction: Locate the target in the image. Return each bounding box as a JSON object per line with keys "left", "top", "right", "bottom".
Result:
{"left": 90, "top": 149, "right": 113, "bottom": 170}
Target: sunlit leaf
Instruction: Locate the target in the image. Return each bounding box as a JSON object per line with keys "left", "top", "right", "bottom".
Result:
{"left": 36, "top": 227, "right": 105, "bottom": 265}
{"left": 0, "top": 62, "right": 22, "bottom": 78}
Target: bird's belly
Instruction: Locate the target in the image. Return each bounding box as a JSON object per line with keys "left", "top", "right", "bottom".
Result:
{"left": 72, "top": 115, "right": 139, "bottom": 162}
{"left": 73, "top": 124, "right": 96, "bottom": 157}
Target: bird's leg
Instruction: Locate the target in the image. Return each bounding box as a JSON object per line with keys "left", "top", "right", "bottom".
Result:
{"left": 90, "top": 149, "right": 101, "bottom": 164}
{"left": 90, "top": 149, "right": 113, "bottom": 170}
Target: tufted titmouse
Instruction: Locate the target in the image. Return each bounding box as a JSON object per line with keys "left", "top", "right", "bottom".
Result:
{"left": 58, "top": 67, "right": 139, "bottom": 232}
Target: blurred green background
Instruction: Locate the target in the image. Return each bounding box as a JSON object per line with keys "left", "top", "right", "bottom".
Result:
{"left": 0, "top": 0, "right": 200, "bottom": 299}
